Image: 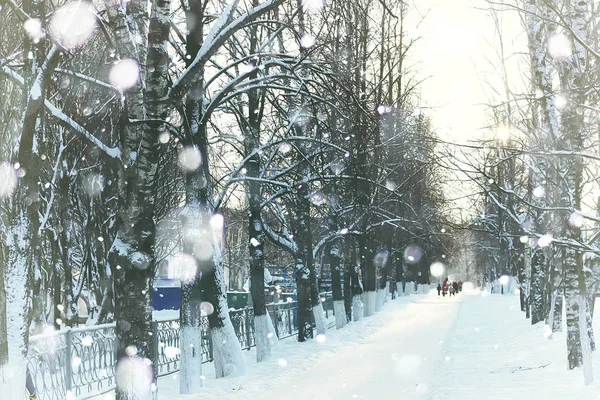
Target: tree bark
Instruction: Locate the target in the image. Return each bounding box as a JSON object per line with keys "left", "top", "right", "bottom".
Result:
{"left": 327, "top": 242, "right": 346, "bottom": 329}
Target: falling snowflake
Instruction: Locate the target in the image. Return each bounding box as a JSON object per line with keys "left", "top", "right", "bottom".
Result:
{"left": 159, "top": 132, "right": 170, "bottom": 143}
{"left": 568, "top": 212, "right": 584, "bottom": 228}
{"left": 109, "top": 59, "right": 140, "bottom": 91}
{"left": 302, "top": 0, "right": 324, "bottom": 12}
{"left": 430, "top": 262, "right": 445, "bottom": 278}
{"left": 24, "top": 19, "right": 45, "bottom": 43}
{"left": 178, "top": 146, "right": 202, "bottom": 171}
{"left": 170, "top": 253, "right": 198, "bottom": 282}
{"left": 210, "top": 214, "right": 224, "bottom": 230}
{"left": 537, "top": 234, "right": 553, "bottom": 248}
{"left": 547, "top": 33, "right": 572, "bottom": 60}
{"left": 404, "top": 245, "right": 423, "bottom": 264}
{"left": 49, "top": 2, "right": 97, "bottom": 50}
{"left": 519, "top": 236, "right": 529, "bottom": 244}
{"left": 71, "top": 357, "right": 82, "bottom": 371}
{"left": 115, "top": 356, "right": 153, "bottom": 398}
{"left": 554, "top": 94, "right": 568, "bottom": 110}
{"left": 300, "top": 34, "right": 316, "bottom": 48}
{"left": 532, "top": 186, "right": 545, "bottom": 198}
{"left": 125, "top": 346, "right": 138, "bottom": 356}
{"left": 164, "top": 347, "right": 179, "bottom": 358}
{"left": 82, "top": 173, "right": 105, "bottom": 197}
{"left": 200, "top": 301, "right": 215, "bottom": 316}
{"left": 279, "top": 142, "right": 292, "bottom": 154}
{"left": 239, "top": 62, "right": 254, "bottom": 74}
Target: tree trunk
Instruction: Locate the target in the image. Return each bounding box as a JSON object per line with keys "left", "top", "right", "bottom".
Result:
{"left": 328, "top": 243, "right": 346, "bottom": 329}
{"left": 361, "top": 238, "right": 376, "bottom": 316}
{"left": 565, "top": 253, "right": 582, "bottom": 369}
{"left": 553, "top": 294, "right": 563, "bottom": 332}
{"left": 243, "top": 4, "right": 273, "bottom": 360}
{"left": 179, "top": 201, "right": 204, "bottom": 394}
{"left": 343, "top": 240, "right": 356, "bottom": 322}
{"left": 203, "top": 241, "right": 246, "bottom": 378}
{"left": 296, "top": 260, "right": 313, "bottom": 341}
{"left": 530, "top": 246, "right": 545, "bottom": 325}
{"left": 248, "top": 162, "right": 270, "bottom": 360}
{"left": 0, "top": 203, "right": 34, "bottom": 399}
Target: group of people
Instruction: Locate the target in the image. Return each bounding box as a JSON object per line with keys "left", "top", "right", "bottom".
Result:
{"left": 437, "top": 277, "right": 463, "bottom": 297}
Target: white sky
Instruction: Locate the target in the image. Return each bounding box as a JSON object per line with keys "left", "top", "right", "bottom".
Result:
{"left": 407, "top": 0, "right": 525, "bottom": 144}
{"left": 406, "top": 0, "right": 528, "bottom": 215}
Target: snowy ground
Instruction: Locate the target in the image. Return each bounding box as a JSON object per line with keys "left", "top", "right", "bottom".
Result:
{"left": 94, "top": 291, "right": 600, "bottom": 400}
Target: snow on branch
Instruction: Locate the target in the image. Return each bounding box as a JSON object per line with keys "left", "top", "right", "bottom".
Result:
{"left": 2, "top": 66, "right": 122, "bottom": 160}
{"left": 38, "top": 130, "right": 67, "bottom": 234}
{"left": 55, "top": 68, "right": 115, "bottom": 90}
{"left": 169, "top": 0, "right": 286, "bottom": 100}
{"left": 262, "top": 217, "right": 297, "bottom": 254}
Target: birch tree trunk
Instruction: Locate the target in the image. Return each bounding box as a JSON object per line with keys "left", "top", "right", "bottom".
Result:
{"left": 1, "top": 2, "right": 59, "bottom": 392}
{"left": 530, "top": 247, "right": 545, "bottom": 325}
{"left": 558, "top": 0, "right": 593, "bottom": 381}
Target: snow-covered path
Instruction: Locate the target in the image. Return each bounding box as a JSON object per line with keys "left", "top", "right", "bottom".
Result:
{"left": 256, "top": 295, "right": 462, "bottom": 399}
{"left": 152, "top": 291, "right": 600, "bottom": 400}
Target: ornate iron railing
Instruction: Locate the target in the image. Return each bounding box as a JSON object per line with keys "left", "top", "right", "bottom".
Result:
{"left": 27, "top": 302, "right": 299, "bottom": 400}
{"left": 229, "top": 307, "right": 255, "bottom": 350}
{"left": 268, "top": 302, "right": 298, "bottom": 340}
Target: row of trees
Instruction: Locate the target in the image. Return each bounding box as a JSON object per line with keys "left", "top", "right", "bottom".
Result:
{"left": 450, "top": 0, "right": 600, "bottom": 384}
{"left": 0, "top": 0, "right": 455, "bottom": 398}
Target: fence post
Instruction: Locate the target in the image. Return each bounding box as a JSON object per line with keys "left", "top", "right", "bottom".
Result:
{"left": 287, "top": 307, "right": 292, "bottom": 336}
{"left": 152, "top": 321, "right": 159, "bottom": 378}
{"left": 65, "top": 329, "right": 73, "bottom": 393}
{"left": 207, "top": 319, "right": 214, "bottom": 361}
{"left": 244, "top": 309, "right": 252, "bottom": 349}
{"left": 272, "top": 305, "right": 279, "bottom": 338}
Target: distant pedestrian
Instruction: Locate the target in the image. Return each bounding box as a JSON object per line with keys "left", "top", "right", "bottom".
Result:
{"left": 452, "top": 281, "right": 459, "bottom": 295}
{"left": 458, "top": 280, "right": 463, "bottom": 292}
{"left": 437, "top": 283, "right": 442, "bottom": 296}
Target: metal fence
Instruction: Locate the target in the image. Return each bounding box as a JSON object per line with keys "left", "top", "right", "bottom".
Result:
{"left": 27, "top": 302, "right": 299, "bottom": 400}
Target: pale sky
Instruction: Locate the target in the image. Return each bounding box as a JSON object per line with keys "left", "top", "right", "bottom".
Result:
{"left": 406, "top": 0, "right": 527, "bottom": 215}
{"left": 408, "top": 0, "right": 526, "bottom": 144}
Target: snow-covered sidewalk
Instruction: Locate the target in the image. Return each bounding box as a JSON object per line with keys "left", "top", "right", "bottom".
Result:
{"left": 98, "top": 291, "right": 600, "bottom": 399}
{"left": 430, "top": 292, "right": 600, "bottom": 399}
{"left": 160, "top": 293, "right": 462, "bottom": 399}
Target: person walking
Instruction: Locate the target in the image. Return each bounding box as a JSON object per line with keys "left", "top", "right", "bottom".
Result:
{"left": 437, "top": 283, "right": 442, "bottom": 296}
{"left": 452, "top": 281, "right": 459, "bottom": 295}
{"left": 442, "top": 277, "right": 449, "bottom": 297}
